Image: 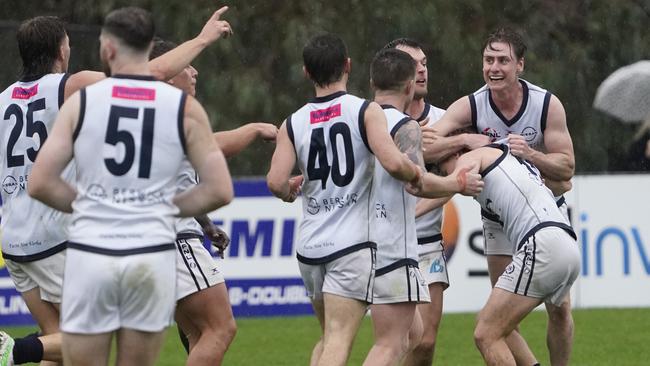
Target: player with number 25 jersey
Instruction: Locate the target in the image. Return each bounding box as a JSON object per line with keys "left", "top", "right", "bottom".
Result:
{"left": 0, "top": 73, "right": 72, "bottom": 264}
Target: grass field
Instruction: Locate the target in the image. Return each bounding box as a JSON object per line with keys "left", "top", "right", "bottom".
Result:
{"left": 6, "top": 308, "right": 650, "bottom": 365}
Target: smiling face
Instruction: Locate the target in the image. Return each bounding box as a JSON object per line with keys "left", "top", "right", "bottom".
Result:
{"left": 396, "top": 45, "right": 427, "bottom": 100}
{"left": 482, "top": 41, "right": 524, "bottom": 91}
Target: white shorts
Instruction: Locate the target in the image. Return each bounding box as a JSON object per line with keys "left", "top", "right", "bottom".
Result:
{"left": 298, "top": 247, "right": 375, "bottom": 303}
{"left": 417, "top": 241, "right": 450, "bottom": 288}
{"left": 495, "top": 227, "right": 580, "bottom": 306}
{"left": 373, "top": 263, "right": 430, "bottom": 304}
{"left": 176, "top": 237, "right": 225, "bottom": 301}
{"left": 61, "top": 247, "right": 176, "bottom": 334}
{"left": 483, "top": 197, "right": 570, "bottom": 256}
{"left": 5, "top": 251, "right": 66, "bottom": 303}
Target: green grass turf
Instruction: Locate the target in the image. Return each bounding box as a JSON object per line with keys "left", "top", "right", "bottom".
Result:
{"left": 5, "top": 308, "right": 650, "bottom": 365}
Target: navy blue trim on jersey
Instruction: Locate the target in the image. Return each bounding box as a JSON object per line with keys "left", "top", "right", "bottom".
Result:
{"left": 376, "top": 258, "right": 419, "bottom": 277}
{"left": 516, "top": 222, "right": 576, "bottom": 251}
{"left": 358, "top": 100, "right": 372, "bottom": 153}
{"left": 19, "top": 74, "right": 45, "bottom": 82}
{"left": 309, "top": 90, "right": 346, "bottom": 104}
{"left": 390, "top": 117, "right": 413, "bottom": 138}
{"left": 111, "top": 74, "right": 157, "bottom": 81}
{"left": 177, "top": 92, "right": 188, "bottom": 154}
{"left": 488, "top": 80, "right": 529, "bottom": 127}
{"left": 556, "top": 195, "right": 566, "bottom": 207}
{"left": 469, "top": 94, "right": 478, "bottom": 131}
{"left": 72, "top": 88, "right": 86, "bottom": 142}
{"left": 176, "top": 232, "right": 203, "bottom": 241}
{"left": 417, "top": 233, "right": 443, "bottom": 245}
{"left": 67, "top": 242, "right": 175, "bottom": 256}
{"left": 286, "top": 115, "right": 295, "bottom": 147}
{"left": 58, "top": 73, "right": 71, "bottom": 108}
{"left": 481, "top": 208, "right": 504, "bottom": 225}
{"left": 380, "top": 104, "right": 397, "bottom": 110}
{"left": 540, "top": 92, "right": 552, "bottom": 133}
{"left": 480, "top": 144, "right": 508, "bottom": 177}
{"left": 296, "top": 241, "right": 377, "bottom": 265}
{"left": 523, "top": 235, "right": 538, "bottom": 295}
{"left": 1, "top": 241, "right": 67, "bottom": 263}
{"left": 416, "top": 103, "right": 431, "bottom": 122}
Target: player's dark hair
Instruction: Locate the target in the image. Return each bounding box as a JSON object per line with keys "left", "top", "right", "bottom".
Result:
{"left": 383, "top": 37, "right": 423, "bottom": 51}
{"left": 16, "top": 16, "right": 68, "bottom": 80}
{"left": 483, "top": 27, "right": 527, "bottom": 60}
{"left": 302, "top": 33, "right": 348, "bottom": 87}
{"left": 102, "top": 7, "right": 155, "bottom": 52}
{"left": 149, "top": 37, "right": 178, "bottom": 60}
{"left": 370, "top": 48, "right": 416, "bottom": 92}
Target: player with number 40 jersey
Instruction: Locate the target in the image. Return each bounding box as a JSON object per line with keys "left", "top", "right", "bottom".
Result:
{"left": 288, "top": 92, "right": 375, "bottom": 261}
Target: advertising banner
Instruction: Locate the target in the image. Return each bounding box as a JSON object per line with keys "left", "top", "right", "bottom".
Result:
{"left": 1, "top": 176, "right": 649, "bottom": 325}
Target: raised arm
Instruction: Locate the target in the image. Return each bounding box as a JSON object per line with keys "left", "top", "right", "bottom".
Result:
{"left": 267, "top": 121, "right": 303, "bottom": 202}
{"left": 422, "top": 97, "right": 490, "bottom": 164}
{"left": 508, "top": 95, "right": 575, "bottom": 183}
{"left": 365, "top": 102, "right": 420, "bottom": 183}
{"left": 28, "top": 93, "right": 79, "bottom": 212}
{"left": 64, "top": 6, "right": 233, "bottom": 100}
{"left": 214, "top": 122, "right": 278, "bottom": 158}
{"left": 149, "top": 6, "right": 232, "bottom": 81}
{"left": 174, "top": 96, "right": 233, "bottom": 217}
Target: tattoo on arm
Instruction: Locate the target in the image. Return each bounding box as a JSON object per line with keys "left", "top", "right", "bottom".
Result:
{"left": 394, "top": 120, "right": 424, "bottom": 169}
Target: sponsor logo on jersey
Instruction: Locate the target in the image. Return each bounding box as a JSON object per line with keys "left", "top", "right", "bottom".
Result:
{"left": 2, "top": 176, "right": 18, "bottom": 194}
{"left": 11, "top": 84, "right": 38, "bottom": 99}
{"left": 306, "top": 197, "right": 320, "bottom": 215}
{"left": 310, "top": 104, "right": 341, "bottom": 124}
{"left": 482, "top": 127, "right": 501, "bottom": 141}
{"left": 520, "top": 126, "right": 538, "bottom": 142}
{"left": 112, "top": 86, "right": 156, "bottom": 101}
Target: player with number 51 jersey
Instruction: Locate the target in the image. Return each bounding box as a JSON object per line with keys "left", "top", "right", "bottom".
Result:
{"left": 68, "top": 75, "right": 188, "bottom": 250}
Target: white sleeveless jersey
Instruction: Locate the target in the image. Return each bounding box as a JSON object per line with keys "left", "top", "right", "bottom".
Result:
{"left": 470, "top": 79, "right": 552, "bottom": 151}
{"left": 476, "top": 144, "right": 575, "bottom": 251}
{"left": 371, "top": 106, "right": 418, "bottom": 272}
{"left": 287, "top": 92, "right": 375, "bottom": 262}
{"left": 0, "top": 73, "right": 73, "bottom": 261}
{"left": 174, "top": 159, "right": 203, "bottom": 236}
{"left": 69, "top": 75, "right": 187, "bottom": 251}
{"left": 413, "top": 103, "right": 446, "bottom": 242}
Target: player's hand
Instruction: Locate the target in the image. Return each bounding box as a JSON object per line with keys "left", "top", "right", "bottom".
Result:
{"left": 420, "top": 126, "right": 438, "bottom": 152}
{"left": 284, "top": 175, "right": 304, "bottom": 202}
{"left": 405, "top": 171, "right": 425, "bottom": 196}
{"left": 205, "top": 225, "right": 230, "bottom": 258}
{"left": 463, "top": 133, "right": 491, "bottom": 150}
{"left": 418, "top": 116, "right": 430, "bottom": 127}
{"left": 507, "top": 133, "right": 535, "bottom": 160}
{"left": 452, "top": 161, "right": 483, "bottom": 196}
{"left": 197, "top": 6, "right": 233, "bottom": 44}
{"left": 255, "top": 123, "right": 279, "bottom": 142}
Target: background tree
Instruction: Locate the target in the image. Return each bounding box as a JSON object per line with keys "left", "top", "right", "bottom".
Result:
{"left": 1, "top": 0, "right": 648, "bottom": 175}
